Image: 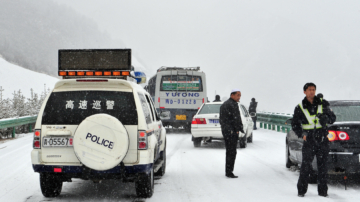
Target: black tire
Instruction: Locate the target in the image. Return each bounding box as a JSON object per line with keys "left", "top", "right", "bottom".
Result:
{"left": 136, "top": 166, "right": 154, "bottom": 198}
{"left": 193, "top": 137, "right": 202, "bottom": 147}
{"left": 239, "top": 136, "right": 247, "bottom": 148}
{"left": 247, "top": 133, "right": 253, "bottom": 143}
{"left": 309, "top": 172, "right": 318, "bottom": 184}
{"left": 184, "top": 125, "right": 191, "bottom": 133}
{"left": 286, "top": 143, "right": 295, "bottom": 168}
{"left": 155, "top": 142, "right": 166, "bottom": 177}
{"left": 309, "top": 168, "right": 318, "bottom": 184}
{"left": 40, "top": 173, "right": 62, "bottom": 198}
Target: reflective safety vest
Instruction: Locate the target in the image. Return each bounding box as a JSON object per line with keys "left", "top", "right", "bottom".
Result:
{"left": 298, "top": 99, "right": 323, "bottom": 130}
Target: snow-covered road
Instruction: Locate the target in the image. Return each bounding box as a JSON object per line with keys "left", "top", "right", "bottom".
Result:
{"left": 1, "top": 129, "right": 360, "bottom": 202}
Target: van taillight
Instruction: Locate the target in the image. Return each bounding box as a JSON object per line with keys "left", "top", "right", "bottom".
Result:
{"left": 33, "top": 129, "right": 41, "bottom": 149}
{"left": 192, "top": 118, "right": 207, "bottom": 124}
{"left": 138, "top": 131, "right": 148, "bottom": 150}
{"left": 328, "top": 130, "right": 350, "bottom": 142}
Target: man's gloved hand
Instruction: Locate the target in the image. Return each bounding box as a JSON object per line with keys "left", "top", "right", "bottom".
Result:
{"left": 317, "top": 113, "right": 329, "bottom": 127}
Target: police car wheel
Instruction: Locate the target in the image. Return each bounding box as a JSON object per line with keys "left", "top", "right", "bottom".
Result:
{"left": 40, "top": 173, "right": 62, "bottom": 197}
{"left": 286, "top": 143, "right": 295, "bottom": 168}
{"left": 155, "top": 141, "right": 166, "bottom": 177}
{"left": 247, "top": 133, "right": 253, "bottom": 143}
{"left": 239, "top": 136, "right": 247, "bottom": 148}
{"left": 193, "top": 137, "right": 202, "bottom": 147}
{"left": 135, "top": 166, "right": 154, "bottom": 198}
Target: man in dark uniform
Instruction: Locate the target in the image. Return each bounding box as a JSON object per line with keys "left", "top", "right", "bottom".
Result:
{"left": 249, "top": 98, "right": 258, "bottom": 130}
{"left": 213, "top": 95, "right": 221, "bottom": 102}
{"left": 291, "top": 83, "right": 336, "bottom": 197}
{"left": 220, "top": 89, "right": 244, "bottom": 178}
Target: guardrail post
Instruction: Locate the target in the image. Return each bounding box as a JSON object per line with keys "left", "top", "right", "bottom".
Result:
{"left": 277, "top": 125, "right": 281, "bottom": 132}
{"left": 272, "top": 125, "right": 276, "bottom": 130}
{"left": 29, "top": 124, "right": 32, "bottom": 133}
{"left": 264, "top": 123, "right": 267, "bottom": 129}
{"left": 12, "top": 127, "right": 15, "bottom": 138}
{"left": 260, "top": 122, "right": 263, "bottom": 128}
{"left": 269, "top": 124, "right": 272, "bottom": 130}
{"left": 282, "top": 127, "right": 286, "bottom": 133}
{"left": 286, "top": 128, "right": 290, "bottom": 133}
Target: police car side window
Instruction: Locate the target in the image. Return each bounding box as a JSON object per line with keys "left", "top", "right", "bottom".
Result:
{"left": 145, "top": 94, "right": 156, "bottom": 122}
{"left": 138, "top": 93, "right": 152, "bottom": 124}
{"left": 149, "top": 97, "right": 161, "bottom": 121}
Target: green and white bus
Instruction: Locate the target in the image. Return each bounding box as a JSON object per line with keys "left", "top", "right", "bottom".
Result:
{"left": 145, "top": 67, "right": 207, "bottom": 131}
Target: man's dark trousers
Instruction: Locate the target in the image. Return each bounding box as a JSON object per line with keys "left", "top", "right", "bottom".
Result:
{"left": 223, "top": 133, "right": 238, "bottom": 175}
{"left": 297, "top": 140, "right": 329, "bottom": 195}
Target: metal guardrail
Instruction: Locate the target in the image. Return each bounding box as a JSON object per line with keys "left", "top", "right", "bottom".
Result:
{"left": 0, "top": 116, "right": 37, "bottom": 138}
{"left": 257, "top": 112, "right": 293, "bottom": 133}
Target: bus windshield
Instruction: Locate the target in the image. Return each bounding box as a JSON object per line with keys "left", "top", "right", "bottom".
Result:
{"left": 160, "top": 75, "right": 202, "bottom": 91}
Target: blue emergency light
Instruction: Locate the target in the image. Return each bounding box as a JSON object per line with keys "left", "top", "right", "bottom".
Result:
{"left": 134, "top": 71, "right": 146, "bottom": 84}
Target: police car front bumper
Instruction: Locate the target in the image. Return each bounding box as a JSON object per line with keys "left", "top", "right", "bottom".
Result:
{"left": 327, "top": 152, "right": 360, "bottom": 173}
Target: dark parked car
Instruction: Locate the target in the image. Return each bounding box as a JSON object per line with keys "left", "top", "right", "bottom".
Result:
{"left": 286, "top": 100, "right": 360, "bottom": 181}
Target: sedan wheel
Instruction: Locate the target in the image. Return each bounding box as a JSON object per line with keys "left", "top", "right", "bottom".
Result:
{"left": 239, "top": 136, "right": 247, "bottom": 148}
{"left": 286, "top": 143, "right": 295, "bottom": 168}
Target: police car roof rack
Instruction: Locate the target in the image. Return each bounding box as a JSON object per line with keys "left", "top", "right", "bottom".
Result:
{"left": 157, "top": 66, "right": 200, "bottom": 72}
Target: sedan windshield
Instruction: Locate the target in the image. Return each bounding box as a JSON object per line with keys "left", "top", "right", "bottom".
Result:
{"left": 199, "top": 104, "right": 221, "bottom": 114}
{"left": 331, "top": 105, "right": 360, "bottom": 122}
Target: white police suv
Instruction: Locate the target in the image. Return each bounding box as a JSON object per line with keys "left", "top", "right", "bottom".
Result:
{"left": 31, "top": 49, "right": 166, "bottom": 198}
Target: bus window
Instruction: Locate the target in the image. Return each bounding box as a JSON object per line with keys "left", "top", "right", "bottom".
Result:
{"left": 160, "top": 75, "right": 202, "bottom": 91}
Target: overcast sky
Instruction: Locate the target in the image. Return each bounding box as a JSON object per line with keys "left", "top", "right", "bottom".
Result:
{"left": 53, "top": 0, "right": 360, "bottom": 113}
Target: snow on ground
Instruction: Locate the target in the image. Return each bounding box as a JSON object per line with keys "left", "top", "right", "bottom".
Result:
{"left": 0, "top": 57, "right": 58, "bottom": 99}
{"left": 1, "top": 129, "right": 360, "bottom": 202}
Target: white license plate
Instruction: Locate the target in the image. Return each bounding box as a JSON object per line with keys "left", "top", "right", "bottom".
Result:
{"left": 43, "top": 137, "right": 73, "bottom": 147}
{"left": 209, "top": 119, "right": 219, "bottom": 124}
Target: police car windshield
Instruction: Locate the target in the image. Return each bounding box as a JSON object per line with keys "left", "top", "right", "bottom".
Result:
{"left": 160, "top": 75, "right": 202, "bottom": 91}
{"left": 199, "top": 104, "right": 221, "bottom": 114}
{"left": 42, "top": 91, "right": 138, "bottom": 125}
{"left": 331, "top": 106, "right": 360, "bottom": 122}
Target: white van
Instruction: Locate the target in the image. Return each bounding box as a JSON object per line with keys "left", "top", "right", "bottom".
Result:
{"left": 145, "top": 67, "right": 207, "bottom": 131}
{"left": 30, "top": 49, "right": 166, "bottom": 198}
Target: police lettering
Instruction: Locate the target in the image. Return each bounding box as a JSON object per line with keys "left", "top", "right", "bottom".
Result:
{"left": 86, "top": 133, "right": 114, "bottom": 149}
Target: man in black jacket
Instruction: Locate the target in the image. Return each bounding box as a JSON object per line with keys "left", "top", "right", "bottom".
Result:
{"left": 220, "top": 89, "right": 244, "bottom": 178}
{"left": 213, "top": 95, "right": 221, "bottom": 102}
{"left": 249, "top": 98, "right": 258, "bottom": 130}
{"left": 291, "top": 83, "right": 336, "bottom": 197}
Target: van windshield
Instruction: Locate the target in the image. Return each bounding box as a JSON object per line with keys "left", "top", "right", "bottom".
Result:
{"left": 160, "top": 75, "right": 203, "bottom": 91}
{"left": 42, "top": 91, "right": 138, "bottom": 125}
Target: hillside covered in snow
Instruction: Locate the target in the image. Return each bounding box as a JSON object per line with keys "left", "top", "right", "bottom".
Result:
{"left": 0, "top": 57, "right": 58, "bottom": 99}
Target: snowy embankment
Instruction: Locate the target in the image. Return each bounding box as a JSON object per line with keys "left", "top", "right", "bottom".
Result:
{"left": 1, "top": 130, "right": 359, "bottom": 202}
{"left": 0, "top": 57, "right": 58, "bottom": 99}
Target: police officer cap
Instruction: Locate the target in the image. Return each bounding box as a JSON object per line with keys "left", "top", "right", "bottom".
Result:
{"left": 231, "top": 89, "right": 241, "bottom": 93}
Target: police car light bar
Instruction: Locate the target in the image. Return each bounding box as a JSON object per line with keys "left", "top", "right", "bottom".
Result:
{"left": 58, "top": 71, "right": 130, "bottom": 77}
{"left": 59, "top": 49, "right": 131, "bottom": 71}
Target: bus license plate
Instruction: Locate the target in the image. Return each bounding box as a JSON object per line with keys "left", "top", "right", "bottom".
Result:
{"left": 209, "top": 119, "right": 219, "bottom": 124}
{"left": 43, "top": 137, "right": 73, "bottom": 147}
{"left": 176, "top": 115, "right": 187, "bottom": 120}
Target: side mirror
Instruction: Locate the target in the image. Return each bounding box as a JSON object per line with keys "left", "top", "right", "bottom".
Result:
{"left": 249, "top": 112, "right": 256, "bottom": 118}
